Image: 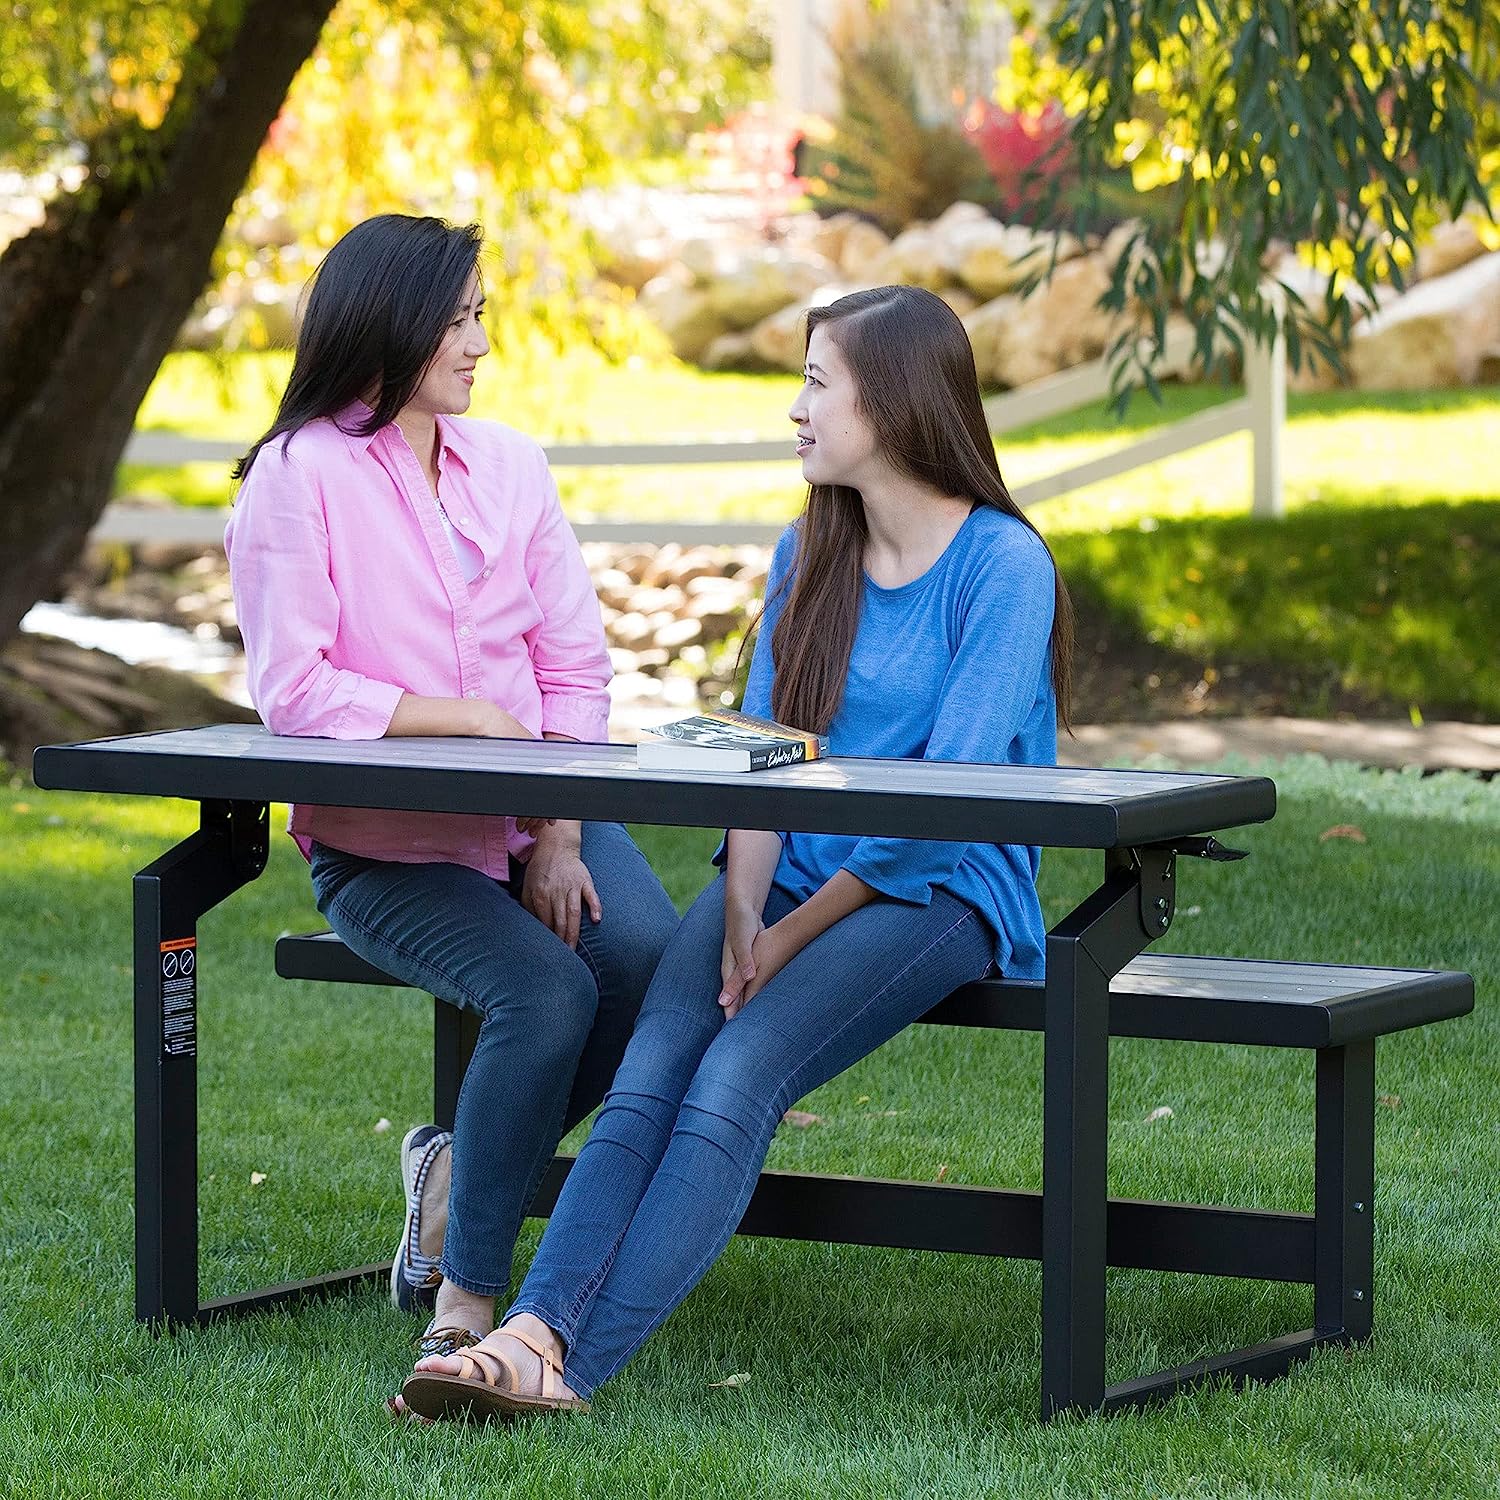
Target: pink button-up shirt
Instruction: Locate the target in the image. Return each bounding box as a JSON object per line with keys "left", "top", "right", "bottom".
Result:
{"left": 224, "top": 406, "right": 610, "bottom": 876}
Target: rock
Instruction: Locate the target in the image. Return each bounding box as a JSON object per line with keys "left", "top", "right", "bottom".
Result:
{"left": 1348, "top": 251, "right": 1500, "bottom": 390}
{"left": 936, "top": 287, "right": 979, "bottom": 320}
{"left": 136, "top": 543, "right": 211, "bottom": 573}
{"left": 640, "top": 544, "right": 685, "bottom": 589}
{"left": 962, "top": 295, "right": 1023, "bottom": 387}
{"left": 635, "top": 276, "right": 729, "bottom": 362}
{"left": 749, "top": 302, "right": 811, "bottom": 372}
{"left": 1416, "top": 216, "right": 1489, "bottom": 283}
{"left": 701, "top": 330, "right": 761, "bottom": 372}
{"left": 931, "top": 200, "right": 994, "bottom": 233}
{"left": 630, "top": 585, "right": 686, "bottom": 614}
{"left": 809, "top": 211, "right": 865, "bottom": 267}
{"left": 598, "top": 235, "right": 677, "bottom": 292}
{"left": 608, "top": 671, "right": 663, "bottom": 703}
{"left": 654, "top": 617, "right": 703, "bottom": 651}
{"left": 839, "top": 220, "right": 893, "bottom": 281}
{"left": 705, "top": 252, "right": 834, "bottom": 330}
{"left": 962, "top": 253, "right": 1118, "bottom": 387}
{"left": 594, "top": 567, "right": 635, "bottom": 611}
{"left": 879, "top": 224, "right": 949, "bottom": 291}
{"left": 954, "top": 222, "right": 1081, "bottom": 301}
{"left": 610, "top": 611, "right": 654, "bottom": 648}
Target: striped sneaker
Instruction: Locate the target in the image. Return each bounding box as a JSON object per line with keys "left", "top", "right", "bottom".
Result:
{"left": 392, "top": 1124, "right": 452, "bottom": 1314}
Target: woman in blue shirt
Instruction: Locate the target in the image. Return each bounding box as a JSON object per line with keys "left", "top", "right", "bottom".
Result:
{"left": 400, "top": 284, "right": 1075, "bottom": 1420}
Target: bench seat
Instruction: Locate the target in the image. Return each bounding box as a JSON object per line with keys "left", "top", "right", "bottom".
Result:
{"left": 272, "top": 927, "right": 1473, "bottom": 1415}
{"left": 274, "top": 930, "right": 1473, "bottom": 1049}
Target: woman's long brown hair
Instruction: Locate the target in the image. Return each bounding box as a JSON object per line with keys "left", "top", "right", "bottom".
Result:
{"left": 768, "top": 285, "right": 1074, "bottom": 735}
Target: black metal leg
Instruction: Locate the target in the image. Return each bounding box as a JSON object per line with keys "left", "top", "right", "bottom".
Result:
{"left": 1315, "top": 1040, "right": 1375, "bottom": 1341}
{"left": 1041, "top": 933, "right": 1111, "bottom": 1416}
{"left": 433, "top": 1000, "right": 479, "bottom": 1131}
{"left": 1040, "top": 850, "right": 1173, "bottom": 1420}
{"left": 131, "top": 800, "right": 267, "bottom": 1327}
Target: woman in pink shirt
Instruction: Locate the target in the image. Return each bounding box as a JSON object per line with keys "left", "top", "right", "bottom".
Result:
{"left": 225, "top": 213, "right": 677, "bottom": 1364}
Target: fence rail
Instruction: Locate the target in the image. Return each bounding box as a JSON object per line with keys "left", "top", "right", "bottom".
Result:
{"left": 98, "top": 324, "right": 1285, "bottom": 548}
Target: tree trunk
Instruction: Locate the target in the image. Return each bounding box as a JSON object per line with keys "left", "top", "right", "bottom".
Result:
{"left": 0, "top": 0, "right": 337, "bottom": 648}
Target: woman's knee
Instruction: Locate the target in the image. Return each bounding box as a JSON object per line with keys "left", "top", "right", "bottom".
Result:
{"left": 481, "top": 955, "right": 599, "bottom": 1061}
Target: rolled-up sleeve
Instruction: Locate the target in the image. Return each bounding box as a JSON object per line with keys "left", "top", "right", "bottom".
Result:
{"left": 225, "top": 448, "right": 404, "bottom": 739}
{"left": 522, "top": 460, "right": 611, "bottom": 742}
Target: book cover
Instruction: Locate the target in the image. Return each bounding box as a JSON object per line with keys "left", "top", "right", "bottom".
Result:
{"left": 635, "top": 708, "right": 829, "bottom": 773}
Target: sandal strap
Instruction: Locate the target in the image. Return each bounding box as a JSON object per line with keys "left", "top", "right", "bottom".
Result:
{"left": 453, "top": 1338, "right": 521, "bottom": 1391}
{"left": 498, "top": 1324, "right": 566, "bottom": 1399}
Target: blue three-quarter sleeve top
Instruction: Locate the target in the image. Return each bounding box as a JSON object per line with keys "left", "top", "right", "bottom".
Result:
{"left": 738, "top": 505, "right": 1058, "bottom": 979}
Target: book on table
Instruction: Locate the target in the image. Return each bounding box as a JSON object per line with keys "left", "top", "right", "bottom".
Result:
{"left": 635, "top": 708, "right": 830, "bottom": 773}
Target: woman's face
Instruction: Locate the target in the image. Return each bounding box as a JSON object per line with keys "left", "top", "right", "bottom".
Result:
{"left": 407, "top": 269, "right": 489, "bottom": 417}
{"left": 789, "top": 323, "right": 880, "bottom": 490}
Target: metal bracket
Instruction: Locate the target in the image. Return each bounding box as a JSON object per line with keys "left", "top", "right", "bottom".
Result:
{"left": 202, "top": 799, "right": 270, "bottom": 882}
{"left": 1166, "top": 835, "right": 1249, "bottom": 863}
{"left": 1109, "top": 845, "right": 1176, "bottom": 939}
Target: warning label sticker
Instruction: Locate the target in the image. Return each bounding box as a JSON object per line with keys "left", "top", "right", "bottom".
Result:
{"left": 160, "top": 936, "right": 196, "bottom": 1058}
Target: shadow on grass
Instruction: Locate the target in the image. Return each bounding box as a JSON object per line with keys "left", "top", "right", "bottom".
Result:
{"left": 1051, "top": 498, "right": 1500, "bottom": 720}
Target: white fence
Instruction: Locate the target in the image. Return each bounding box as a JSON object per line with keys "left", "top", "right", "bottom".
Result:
{"left": 95, "top": 325, "right": 1285, "bottom": 549}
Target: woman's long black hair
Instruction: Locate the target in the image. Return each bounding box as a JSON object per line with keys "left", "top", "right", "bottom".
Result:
{"left": 233, "top": 213, "right": 483, "bottom": 480}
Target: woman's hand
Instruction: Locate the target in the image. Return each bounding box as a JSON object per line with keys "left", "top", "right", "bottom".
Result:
{"left": 737, "top": 921, "right": 800, "bottom": 1011}
{"left": 521, "top": 821, "right": 600, "bottom": 949}
{"left": 718, "top": 898, "right": 766, "bottom": 1020}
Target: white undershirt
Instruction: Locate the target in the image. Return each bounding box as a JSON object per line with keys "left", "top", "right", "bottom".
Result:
{"left": 436, "top": 499, "right": 486, "bottom": 583}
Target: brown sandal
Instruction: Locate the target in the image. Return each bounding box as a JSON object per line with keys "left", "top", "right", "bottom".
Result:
{"left": 400, "top": 1324, "right": 590, "bottom": 1423}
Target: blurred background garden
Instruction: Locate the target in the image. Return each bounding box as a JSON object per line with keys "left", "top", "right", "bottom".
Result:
{"left": 1, "top": 3, "right": 1497, "bottom": 1496}
{"left": 2, "top": 0, "right": 1497, "bottom": 759}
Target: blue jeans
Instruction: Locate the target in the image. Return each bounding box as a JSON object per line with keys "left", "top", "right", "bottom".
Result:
{"left": 308, "top": 822, "right": 678, "bottom": 1296}
{"left": 504, "top": 872, "right": 996, "bottom": 1396}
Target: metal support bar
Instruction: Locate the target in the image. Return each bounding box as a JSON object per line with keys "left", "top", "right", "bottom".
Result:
{"left": 1315, "top": 1040, "right": 1375, "bottom": 1341}
{"left": 132, "top": 800, "right": 268, "bottom": 1327}
{"left": 433, "top": 1001, "right": 480, "bottom": 1132}
{"left": 1041, "top": 853, "right": 1168, "bottom": 1419}
{"left": 1101, "top": 1330, "right": 1328, "bottom": 1413}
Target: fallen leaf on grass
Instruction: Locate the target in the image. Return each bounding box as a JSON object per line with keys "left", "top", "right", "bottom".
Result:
{"left": 374, "top": 1118, "right": 392, "bottom": 1134}
{"left": 249, "top": 1171, "right": 267, "bottom": 1186}
{"left": 781, "top": 1109, "right": 822, "bottom": 1128}
{"left": 709, "top": 1372, "right": 751, "bottom": 1389}
{"left": 935, "top": 1164, "right": 949, "bottom": 1182}
{"left": 1319, "top": 825, "right": 1367, "bottom": 844}
{"left": 1378, "top": 1094, "right": 1402, "bottom": 1111}
{"left": 1143, "top": 1106, "right": 1175, "bottom": 1123}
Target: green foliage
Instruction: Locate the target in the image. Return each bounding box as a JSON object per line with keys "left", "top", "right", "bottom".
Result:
{"left": 808, "top": 12, "right": 994, "bottom": 231}
{"left": 1010, "top": 0, "right": 1496, "bottom": 404}
{"left": 1, "top": 0, "right": 771, "bottom": 354}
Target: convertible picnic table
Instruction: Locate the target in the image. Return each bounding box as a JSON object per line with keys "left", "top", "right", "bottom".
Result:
{"left": 34, "top": 724, "right": 1469, "bottom": 1419}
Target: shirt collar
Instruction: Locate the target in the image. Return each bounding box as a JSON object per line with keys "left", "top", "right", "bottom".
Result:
{"left": 331, "top": 401, "right": 471, "bottom": 474}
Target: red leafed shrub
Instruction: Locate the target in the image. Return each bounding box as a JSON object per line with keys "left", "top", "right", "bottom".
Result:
{"left": 963, "top": 99, "right": 1075, "bottom": 222}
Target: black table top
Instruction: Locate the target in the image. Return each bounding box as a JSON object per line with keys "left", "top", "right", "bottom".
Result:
{"left": 33, "top": 724, "right": 1276, "bottom": 849}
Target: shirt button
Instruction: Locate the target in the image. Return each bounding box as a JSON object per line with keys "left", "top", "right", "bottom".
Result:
{"left": 459, "top": 625, "right": 472, "bottom": 638}
{"left": 481, "top": 568, "right": 492, "bottom": 579}
{"left": 465, "top": 690, "right": 479, "bottom": 699}
{"left": 459, "top": 515, "right": 473, "bottom": 526}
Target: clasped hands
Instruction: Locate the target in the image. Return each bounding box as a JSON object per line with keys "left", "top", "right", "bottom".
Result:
{"left": 718, "top": 900, "right": 798, "bottom": 1021}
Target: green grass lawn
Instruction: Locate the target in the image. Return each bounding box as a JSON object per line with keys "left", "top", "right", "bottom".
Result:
{"left": 1, "top": 759, "right": 1495, "bottom": 1497}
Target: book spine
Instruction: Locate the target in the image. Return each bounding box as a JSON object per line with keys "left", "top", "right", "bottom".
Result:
{"left": 748, "top": 740, "right": 811, "bottom": 771}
